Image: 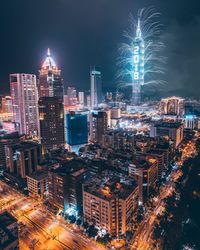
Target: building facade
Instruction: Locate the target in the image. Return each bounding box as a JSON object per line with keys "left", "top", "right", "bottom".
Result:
{"left": 39, "top": 97, "right": 64, "bottom": 153}
{"left": 5, "top": 141, "right": 42, "bottom": 178}
{"left": 150, "top": 121, "right": 184, "bottom": 147}
{"left": 10, "top": 73, "right": 39, "bottom": 137}
{"left": 38, "top": 49, "right": 63, "bottom": 101}
{"left": 48, "top": 160, "right": 87, "bottom": 215}
{"left": 27, "top": 171, "right": 48, "bottom": 199}
{"left": 90, "top": 110, "right": 108, "bottom": 144}
{"left": 90, "top": 66, "right": 102, "bottom": 108}
{"left": 83, "top": 172, "right": 138, "bottom": 237}
{"left": 65, "top": 112, "right": 88, "bottom": 152}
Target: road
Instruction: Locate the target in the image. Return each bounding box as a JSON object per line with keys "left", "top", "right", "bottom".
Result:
{"left": 131, "top": 137, "right": 197, "bottom": 250}
{"left": 0, "top": 181, "right": 105, "bottom": 250}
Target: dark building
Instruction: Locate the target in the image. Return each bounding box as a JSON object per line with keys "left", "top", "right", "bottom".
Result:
{"left": 90, "top": 110, "right": 108, "bottom": 144}
{"left": 5, "top": 141, "right": 42, "bottom": 179}
{"left": 0, "top": 211, "right": 19, "bottom": 250}
{"left": 39, "top": 97, "right": 64, "bottom": 153}
{"left": 48, "top": 160, "right": 88, "bottom": 215}
{"left": 65, "top": 113, "right": 88, "bottom": 150}
{"left": 0, "top": 132, "right": 25, "bottom": 168}
{"left": 38, "top": 49, "right": 64, "bottom": 101}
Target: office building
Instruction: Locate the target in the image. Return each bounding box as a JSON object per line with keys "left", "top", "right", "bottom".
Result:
{"left": 160, "top": 96, "right": 185, "bottom": 116}
{"left": 48, "top": 160, "right": 87, "bottom": 215}
{"left": 5, "top": 141, "right": 42, "bottom": 179}
{"left": 90, "top": 66, "right": 102, "bottom": 108}
{"left": 0, "top": 211, "right": 19, "bottom": 250}
{"left": 90, "top": 110, "right": 108, "bottom": 144}
{"left": 27, "top": 171, "right": 48, "bottom": 199}
{"left": 10, "top": 73, "right": 39, "bottom": 136}
{"left": 65, "top": 112, "right": 88, "bottom": 152}
{"left": 38, "top": 49, "right": 64, "bottom": 100}
{"left": 0, "top": 132, "right": 25, "bottom": 168}
{"left": 83, "top": 171, "right": 138, "bottom": 237}
{"left": 150, "top": 121, "right": 184, "bottom": 147}
{"left": 39, "top": 97, "right": 64, "bottom": 153}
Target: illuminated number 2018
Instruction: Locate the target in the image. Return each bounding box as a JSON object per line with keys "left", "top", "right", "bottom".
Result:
{"left": 134, "top": 72, "right": 139, "bottom": 79}
{"left": 134, "top": 55, "right": 139, "bottom": 63}
{"left": 134, "top": 46, "right": 139, "bottom": 54}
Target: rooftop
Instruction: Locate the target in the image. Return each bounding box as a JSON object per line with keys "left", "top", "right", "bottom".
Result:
{"left": 84, "top": 170, "right": 138, "bottom": 201}
{"left": 27, "top": 171, "right": 47, "bottom": 181}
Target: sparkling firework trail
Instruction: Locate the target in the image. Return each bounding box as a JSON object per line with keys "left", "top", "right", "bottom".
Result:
{"left": 117, "top": 7, "right": 166, "bottom": 102}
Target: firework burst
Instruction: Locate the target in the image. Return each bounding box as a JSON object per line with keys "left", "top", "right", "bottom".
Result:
{"left": 117, "top": 7, "right": 166, "bottom": 103}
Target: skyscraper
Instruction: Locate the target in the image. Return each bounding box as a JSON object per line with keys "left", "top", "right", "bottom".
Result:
{"left": 39, "top": 97, "right": 65, "bottom": 153}
{"left": 10, "top": 73, "right": 39, "bottom": 137}
{"left": 132, "top": 17, "right": 144, "bottom": 105}
{"left": 65, "top": 112, "right": 88, "bottom": 152}
{"left": 38, "top": 49, "right": 64, "bottom": 100}
{"left": 90, "top": 110, "right": 108, "bottom": 144}
{"left": 90, "top": 66, "right": 102, "bottom": 108}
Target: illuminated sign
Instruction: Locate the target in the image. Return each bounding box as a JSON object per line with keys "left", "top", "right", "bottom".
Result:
{"left": 133, "top": 42, "right": 144, "bottom": 83}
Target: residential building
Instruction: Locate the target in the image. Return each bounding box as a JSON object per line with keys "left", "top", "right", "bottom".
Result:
{"left": 83, "top": 171, "right": 138, "bottom": 237}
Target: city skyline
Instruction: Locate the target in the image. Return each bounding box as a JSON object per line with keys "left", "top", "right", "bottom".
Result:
{"left": 0, "top": 2, "right": 200, "bottom": 250}
{"left": 0, "top": 1, "right": 200, "bottom": 96}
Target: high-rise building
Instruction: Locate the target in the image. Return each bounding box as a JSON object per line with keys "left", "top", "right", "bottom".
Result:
{"left": 90, "top": 66, "right": 102, "bottom": 108}
{"left": 10, "top": 73, "right": 39, "bottom": 137}
{"left": 65, "top": 112, "right": 88, "bottom": 152}
{"left": 39, "top": 97, "right": 64, "bottom": 153}
{"left": 67, "top": 87, "right": 77, "bottom": 105}
{"left": 5, "top": 141, "right": 42, "bottom": 179}
{"left": 132, "top": 18, "right": 144, "bottom": 105}
{"left": 90, "top": 110, "right": 108, "bottom": 144}
{"left": 83, "top": 171, "right": 138, "bottom": 237}
{"left": 38, "top": 49, "right": 64, "bottom": 100}
{"left": 78, "top": 92, "right": 84, "bottom": 106}
{"left": 1, "top": 96, "right": 13, "bottom": 113}
{"left": 129, "top": 157, "right": 158, "bottom": 203}
{"left": 48, "top": 160, "right": 87, "bottom": 215}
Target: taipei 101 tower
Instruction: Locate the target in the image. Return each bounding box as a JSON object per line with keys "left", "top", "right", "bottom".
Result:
{"left": 132, "top": 15, "right": 144, "bottom": 105}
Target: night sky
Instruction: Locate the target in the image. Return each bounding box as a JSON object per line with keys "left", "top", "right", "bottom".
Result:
{"left": 0, "top": 0, "right": 200, "bottom": 96}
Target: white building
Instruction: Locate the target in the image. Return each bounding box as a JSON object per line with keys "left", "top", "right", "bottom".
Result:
{"left": 10, "top": 74, "right": 39, "bottom": 137}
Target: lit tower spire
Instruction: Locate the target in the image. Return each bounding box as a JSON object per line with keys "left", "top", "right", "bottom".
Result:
{"left": 136, "top": 15, "right": 142, "bottom": 39}
{"left": 132, "top": 13, "right": 144, "bottom": 105}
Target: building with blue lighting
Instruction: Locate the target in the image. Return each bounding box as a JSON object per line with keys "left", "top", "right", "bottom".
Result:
{"left": 65, "top": 113, "right": 88, "bottom": 152}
